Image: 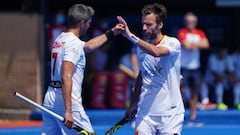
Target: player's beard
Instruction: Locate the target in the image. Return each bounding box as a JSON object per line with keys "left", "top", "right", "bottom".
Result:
{"left": 143, "top": 31, "right": 157, "bottom": 42}
{"left": 143, "top": 25, "right": 160, "bottom": 43}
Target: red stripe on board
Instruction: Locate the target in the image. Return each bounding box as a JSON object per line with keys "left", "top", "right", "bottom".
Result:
{"left": 0, "top": 120, "right": 42, "bottom": 128}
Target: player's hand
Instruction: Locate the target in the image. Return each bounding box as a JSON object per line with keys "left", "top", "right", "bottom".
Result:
{"left": 125, "top": 106, "right": 137, "bottom": 121}
{"left": 64, "top": 112, "right": 74, "bottom": 129}
{"left": 111, "top": 23, "right": 125, "bottom": 36}
{"left": 117, "top": 16, "right": 132, "bottom": 38}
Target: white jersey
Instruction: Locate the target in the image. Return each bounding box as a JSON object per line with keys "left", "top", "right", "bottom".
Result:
{"left": 137, "top": 35, "right": 185, "bottom": 116}
{"left": 49, "top": 32, "right": 86, "bottom": 111}
{"left": 178, "top": 28, "right": 207, "bottom": 70}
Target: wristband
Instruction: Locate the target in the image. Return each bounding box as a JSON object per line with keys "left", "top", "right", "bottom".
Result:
{"left": 128, "top": 34, "right": 139, "bottom": 44}
{"left": 105, "top": 29, "right": 114, "bottom": 40}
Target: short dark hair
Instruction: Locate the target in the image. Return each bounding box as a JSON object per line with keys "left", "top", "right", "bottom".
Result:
{"left": 67, "top": 4, "right": 95, "bottom": 28}
{"left": 141, "top": 3, "right": 167, "bottom": 24}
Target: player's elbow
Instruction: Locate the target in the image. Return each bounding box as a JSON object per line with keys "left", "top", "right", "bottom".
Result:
{"left": 84, "top": 44, "right": 95, "bottom": 51}
{"left": 61, "top": 73, "right": 72, "bottom": 83}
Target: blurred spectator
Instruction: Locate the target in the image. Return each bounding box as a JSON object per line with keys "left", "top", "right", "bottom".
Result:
{"left": 84, "top": 17, "right": 111, "bottom": 109}
{"left": 88, "top": 45, "right": 109, "bottom": 72}
{"left": 118, "top": 44, "right": 139, "bottom": 108}
{"left": 204, "top": 47, "right": 232, "bottom": 110}
{"left": 85, "top": 44, "right": 110, "bottom": 109}
{"left": 87, "top": 17, "right": 111, "bottom": 73}
{"left": 228, "top": 46, "right": 240, "bottom": 110}
{"left": 47, "top": 10, "right": 67, "bottom": 51}
{"left": 178, "top": 12, "right": 210, "bottom": 124}
{"left": 197, "top": 79, "right": 216, "bottom": 110}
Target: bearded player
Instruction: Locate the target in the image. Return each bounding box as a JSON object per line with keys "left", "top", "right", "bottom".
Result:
{"left": 118, "top": 3, "right": 185, "bottom": 135}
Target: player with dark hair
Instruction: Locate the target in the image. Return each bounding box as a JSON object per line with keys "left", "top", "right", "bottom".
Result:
{"left": 41, "top": 4, "right": 124, "bottom": 135}
{"left": 117, "top": 3, "right": 185, "bottom": 135}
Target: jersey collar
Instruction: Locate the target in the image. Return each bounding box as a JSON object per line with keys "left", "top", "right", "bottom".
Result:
{"left": 154, "top": 35, "right": 166, "bottom": 45}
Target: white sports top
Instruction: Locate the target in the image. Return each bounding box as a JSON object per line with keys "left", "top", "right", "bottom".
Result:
{"left": 137, "top": 35, "right": 185, "bottom": 116}
{"left": 50, "top": 32, "right": 86, "bottom": 110}
{"left": 181, "top": 33, "right": 201, "bottom": 69}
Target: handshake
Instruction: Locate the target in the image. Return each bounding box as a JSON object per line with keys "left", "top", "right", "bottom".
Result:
{"left": 106, "top": 16, "right": 140, "bottom": 44}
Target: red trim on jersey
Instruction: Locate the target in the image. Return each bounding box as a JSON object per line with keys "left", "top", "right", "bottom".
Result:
{"left": 177, "top": 28, "right": 206, "bottom": 42}
{"left": 154, "top": 35, "right": 166, "bottom": 45}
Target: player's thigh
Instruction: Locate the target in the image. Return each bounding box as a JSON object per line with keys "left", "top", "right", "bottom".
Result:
{"left": 41, "top": 111, "right": 62, "bottom": 135}
{"left": 135, "top": 115, "right": 157, "bottom": 135}
{"left": 158, "top": 113, "right": 184, "bottom": 135}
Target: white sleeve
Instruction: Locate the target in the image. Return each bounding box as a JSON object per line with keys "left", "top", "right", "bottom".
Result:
{"left": 161, "top": 37, "right": 181, "bottom": 56}
{"left": 63, "top": 40, "right": 85, "bottom": 65}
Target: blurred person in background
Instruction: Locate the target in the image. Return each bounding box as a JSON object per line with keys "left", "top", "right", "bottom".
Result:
{"left": 47, "top": 10, "right": 67, "bottom": 50}
{"left": 178, "top": 12, "right": 212, "bottom": 125}
{"left": 86, "top": 17, "right": 111, "bottom": 75}
{"left": 41, "top": 4, "right": 124, "bottom": 135}
{"left": 118, "top": 44, "right": 139, "bottom": 108}
{"left": 204, "top": 46, "right": 232, "bottom": 110}
{"left": 84, "top": 18, "right": 111, "bottom": 108}
{"left": 228, "top": 46, "right": 240, "bottom": 110}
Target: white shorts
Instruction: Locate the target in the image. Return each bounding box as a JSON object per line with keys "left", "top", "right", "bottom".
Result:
{"left": 135, "top": 113, "right": 184, "bottom": 135}
{"left": 41, "top": 87, "right": 94, "bottom": 135}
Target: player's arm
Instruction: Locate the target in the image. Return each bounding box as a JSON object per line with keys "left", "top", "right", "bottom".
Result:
{"left": 119, "top": 64, "right": 137, "bottom": 79}
{"left": 125, "top": 71, "right": 142, "bottom": 120}
{"left": 180, "top": 40, "right": 198, "bottom": 50}
{"left": 62, "top": 61, "right": 75, "bottom": 129}
{"left": 84, "top": 23, "right": 124, "bottom": 51}
{"left": 178, "top": 32, "right": 197, "bottom": 50}
{"left": 117, "top": 16, "right": 169, "bottom": 57}
{"left": 131, "top": 53, "right": 139, "bottom": 78}
{"left": 134, "top": 39, "right": 170, "bottom": 57}
{"left": 194, "top": 37, "right": 209, "bottom": 49}
{"left": 181, "top": 30, "right": 209, "bottom": 50}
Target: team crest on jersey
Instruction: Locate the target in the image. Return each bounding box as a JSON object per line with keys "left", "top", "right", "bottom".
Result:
{"left": 169, "top": 42, "right": 175, "bottom": 47}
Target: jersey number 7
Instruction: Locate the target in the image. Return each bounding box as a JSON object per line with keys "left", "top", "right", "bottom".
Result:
{"left": 52, "top": 52, "right": 58, "bottom": 76}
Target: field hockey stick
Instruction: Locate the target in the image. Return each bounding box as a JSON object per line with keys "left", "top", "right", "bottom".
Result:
{"left": 14, "top": 91, "right": 90, "bottom": 135}
{"left": 104, "top": 109, "right": 137, "bottom": 135}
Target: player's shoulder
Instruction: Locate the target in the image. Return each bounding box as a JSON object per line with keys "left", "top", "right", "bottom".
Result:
{"left": 194, "top": 28, "right": 206, "bottom": 35}
{"left": 178, "top": 28, "right": 188, "bottom": 33}
{"left": 165, "top": 35, "right": 181, "bottom": 45}
{"left": 62, "top": 33, "right": 79, "bottom": 41}
{"left": 62, "top": 33, "right": 84, "bottom": 46}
